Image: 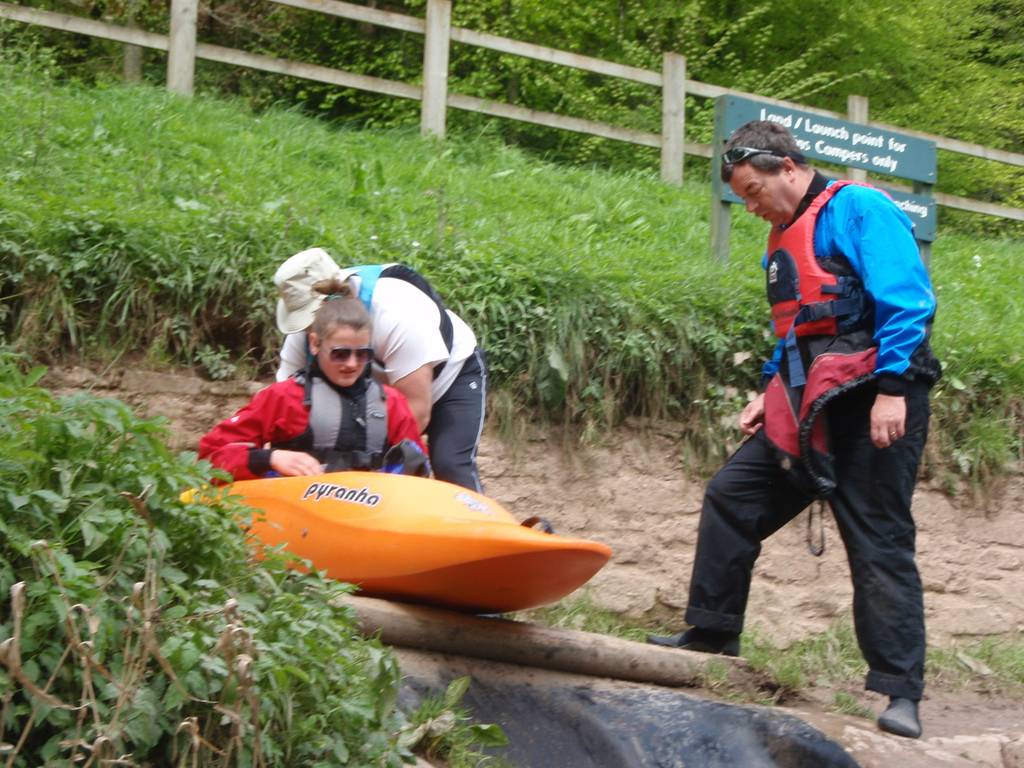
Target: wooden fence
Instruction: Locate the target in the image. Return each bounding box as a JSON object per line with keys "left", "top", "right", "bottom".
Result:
{"left": 1, "top": 0, "right": 1022, "bottom": 223}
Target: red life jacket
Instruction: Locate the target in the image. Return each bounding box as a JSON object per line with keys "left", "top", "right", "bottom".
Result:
{"left": 762, "top": 182, "right": 877, "bottom": 497}
{"left": 767, "top": 182, "right": 856, "bottom": 339}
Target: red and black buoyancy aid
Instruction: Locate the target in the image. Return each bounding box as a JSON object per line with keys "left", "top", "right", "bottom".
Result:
{"left": 762, "top": 181, "right": 877, "bottom": 497}
{"left": 276, "top": 372, "right": 390, "bottom": 470}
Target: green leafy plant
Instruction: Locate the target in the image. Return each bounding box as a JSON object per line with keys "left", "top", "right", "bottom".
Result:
{"left": 399, "top": 677, "right": 509, "bottom": 768}
{"left": 0, "top": 351, "right": 416, "bottom": 766}
{"left": 196, "top": 344, "right": 237, "bottom": 381}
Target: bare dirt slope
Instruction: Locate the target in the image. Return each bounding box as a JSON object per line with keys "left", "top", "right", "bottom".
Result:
{"left": 46, "top": 367, "right": 1024, "bottom": 765}
{"left": 476, "top": 414, "right": 1024, "bottom": 766}
{"left": 476, "top": 421, "right": 1024, "bottom": 648}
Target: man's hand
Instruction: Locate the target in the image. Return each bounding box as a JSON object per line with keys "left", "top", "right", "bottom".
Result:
{"left": 270, "top": 449, "right": 323, "bottom": 476}
{"left": 870, "top": 393, "right": 906, "bottom": 449}
{"left": 739, "top": 392, "right": 766, "bottom": 435}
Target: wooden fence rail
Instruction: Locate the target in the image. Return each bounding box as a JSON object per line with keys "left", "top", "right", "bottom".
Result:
{"left": 1, "top": 0, "right": 1021, "bottom": 222}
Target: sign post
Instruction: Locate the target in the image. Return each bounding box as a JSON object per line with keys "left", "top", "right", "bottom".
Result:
{"left": 711, "top": 95, "right": 937, "bottom": 263}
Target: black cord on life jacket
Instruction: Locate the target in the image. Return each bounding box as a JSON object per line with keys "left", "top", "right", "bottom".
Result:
{"left": 807, "top": 500, "right": 827, "bottom": 557}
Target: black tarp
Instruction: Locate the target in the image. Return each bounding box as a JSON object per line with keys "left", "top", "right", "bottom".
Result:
{"left": 399, "top": 657, "right": 860, "bottom": 768}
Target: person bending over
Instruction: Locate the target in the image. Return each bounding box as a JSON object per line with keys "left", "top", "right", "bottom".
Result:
{"left": 273, "top": 248, "right": 486, "bottom": 491}
{"left": 200, "top": 284, "right": 426, "bottom": 481}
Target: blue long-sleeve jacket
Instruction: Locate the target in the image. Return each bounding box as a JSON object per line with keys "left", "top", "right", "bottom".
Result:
{"left": 760, "top": 181, "right": 938, "bottom": 391}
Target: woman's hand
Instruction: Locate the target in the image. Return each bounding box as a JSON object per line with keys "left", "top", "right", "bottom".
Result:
{"left": 270, "top": 450, "right": 323, "bottom": 476}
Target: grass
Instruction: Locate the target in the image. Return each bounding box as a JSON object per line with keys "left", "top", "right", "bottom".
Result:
{"left": 522, "top": 595, "right": 1024, "bottom": 713}
{"left": 830, "top": 691, "right": 876, "bottom": 719}
{"left": 516, "top": 590, "right": 655, "bottom": 643}
{"left": 928, "top": 638, "right": 1024, "bottom": 691}
{"left": 0, "top": 43, "right": 1022, "bottom": 481}
{"left": 742, "top": 622, "right": 868, "bottom": 697}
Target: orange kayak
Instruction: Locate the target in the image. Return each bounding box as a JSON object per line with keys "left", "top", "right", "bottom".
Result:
{"left": 218, "top": 471, "right": 612, "bottom": 613}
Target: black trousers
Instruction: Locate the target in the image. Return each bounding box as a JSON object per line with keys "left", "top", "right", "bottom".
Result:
{"left": 427, "top": 348, "right": 487, "bottom": 492}
{"left": 685, "top": 380, "right": 930, "bottom": 700}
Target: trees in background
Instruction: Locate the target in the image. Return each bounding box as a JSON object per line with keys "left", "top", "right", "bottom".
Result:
{"left": 5, "top": 0, "right": 1022, "bottom": 219}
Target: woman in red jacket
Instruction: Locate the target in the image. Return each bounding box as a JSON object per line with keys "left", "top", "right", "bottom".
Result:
{"left": 200, "top": 282, "right": 426, "bottom": 481}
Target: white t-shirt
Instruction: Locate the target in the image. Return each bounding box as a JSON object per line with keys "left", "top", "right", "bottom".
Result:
{"left": 277, "top": 275, "right": 477, "bottom": 404}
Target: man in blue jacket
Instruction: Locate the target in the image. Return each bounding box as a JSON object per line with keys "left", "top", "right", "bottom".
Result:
{"left": 649, "top": 120, "right": 941, "bottom": 740}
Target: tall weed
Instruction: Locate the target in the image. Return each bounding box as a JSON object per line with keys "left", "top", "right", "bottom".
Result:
{"left": 0, "top": 54, "right": 1020, "bottom": 481}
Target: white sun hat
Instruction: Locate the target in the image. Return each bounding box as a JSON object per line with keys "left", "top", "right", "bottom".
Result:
{"left": 273, "top": 247, "right": 342, "bottom": 334}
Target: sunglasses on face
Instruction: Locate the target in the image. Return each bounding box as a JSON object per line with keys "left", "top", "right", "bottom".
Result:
{"left": 327, "top": 346, "right": 373, "bottom": 364}
{"left": 721, "top": 146, "right": 805, "bottom": 165}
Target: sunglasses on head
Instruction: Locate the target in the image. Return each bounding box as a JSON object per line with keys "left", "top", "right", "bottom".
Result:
{"left": 327, "top": 346, "right": 373, "bottom": 364}
{"left": 721, "top": 146, "right": 805, "bottom": 165}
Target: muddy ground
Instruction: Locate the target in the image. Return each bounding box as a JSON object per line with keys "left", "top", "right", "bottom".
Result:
{"left": 44, "top": 366, "right": 1024, "bottom": 766}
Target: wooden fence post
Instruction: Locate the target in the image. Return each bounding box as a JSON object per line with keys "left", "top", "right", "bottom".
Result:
{"left": 710, "top": 197, "right": 731, "bottom": 262}
{"left": 123, "top": 39, "right": 143, "bottom": 83}
{"left": 124, "top": 49, "right": 143, "bottom": 83}
{"left": 847, "top": 94, "right": 868, "bottom": 182}
{"left": 167, "top": 0, "right": 197, "bottom": 96}
{"left": 123, "top": 15, "right": 143, "bottom": 83}
{"left": 660, "top": 52, "right": 686, "bottom": 186}
{"left": 421, "top": 0, "right": 452, "bottom": 138}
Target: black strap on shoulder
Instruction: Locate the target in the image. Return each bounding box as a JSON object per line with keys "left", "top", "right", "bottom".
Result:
{"left": 380, "top": 264, "right": 454, "bottom": 380}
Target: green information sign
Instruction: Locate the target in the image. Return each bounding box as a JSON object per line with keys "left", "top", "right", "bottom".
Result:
{"left": 880, "top": 189, "right": 937, "bottom": 243}
{"left": 711, "top": 95, "right": 939, "bottom": 255}
{"left": 717, "top": 95, "right": 936, "bottom": 183}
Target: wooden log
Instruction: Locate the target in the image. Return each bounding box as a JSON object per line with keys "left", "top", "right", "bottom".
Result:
{"left": 338, "top": 595, "right": 741, "bottom": 688}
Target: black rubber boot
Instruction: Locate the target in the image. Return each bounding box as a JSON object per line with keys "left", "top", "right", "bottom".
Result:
{"left": 646, "top": 627, "right": 740, "bottom": 657}
{"left": 877, "top": 697, "right": 922, "bottom": 739}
